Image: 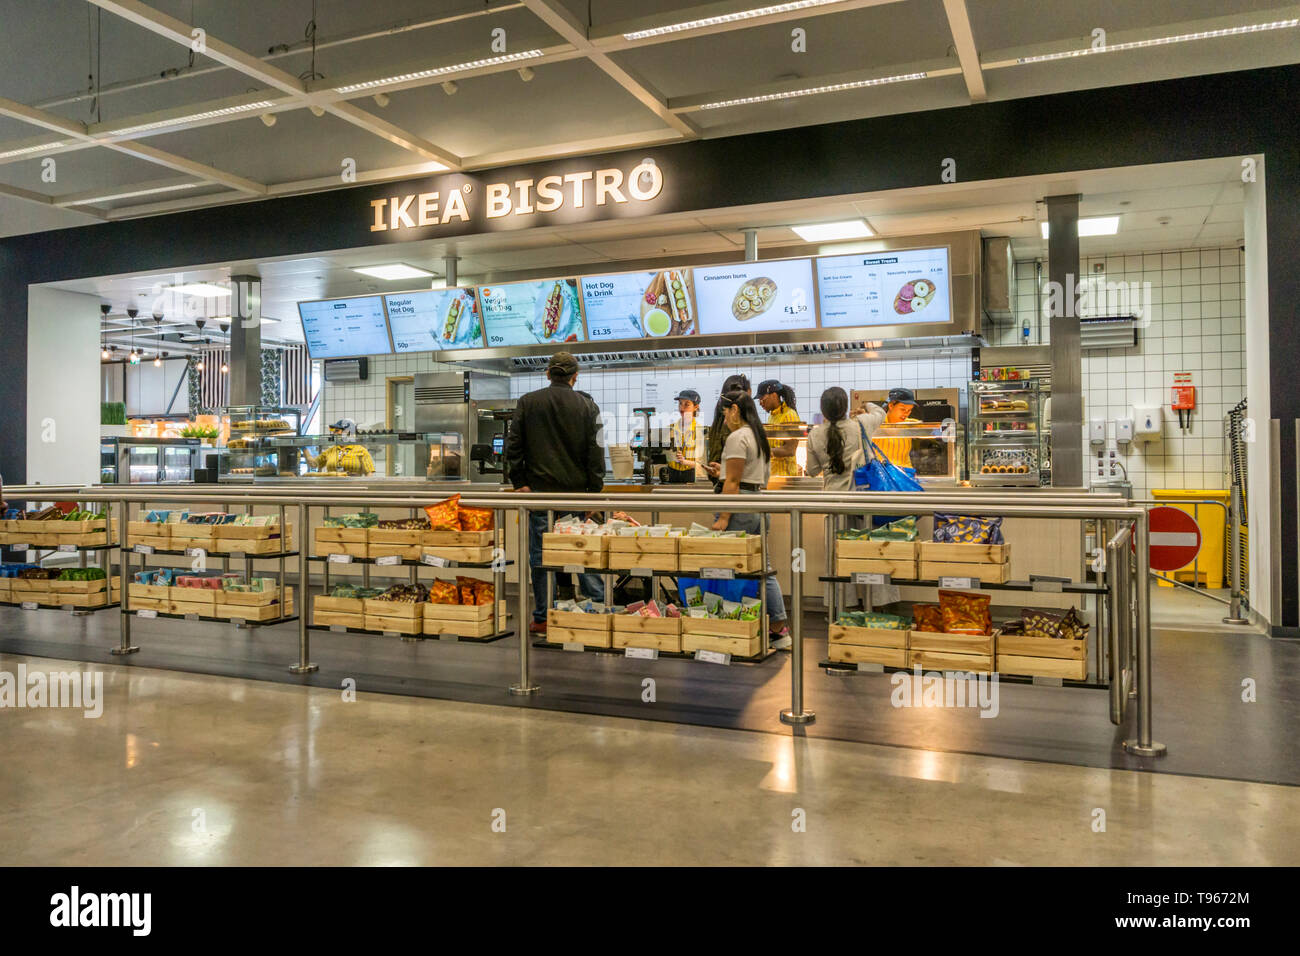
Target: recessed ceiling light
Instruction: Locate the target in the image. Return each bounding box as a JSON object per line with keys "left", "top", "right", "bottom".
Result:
{"left": 1040, "top": 216, "right": 1121, "bottom": 238}
{"left": 623, "top": 0, "right": 844, "bottom": 40}
{"left": 352, "top": 264, "right": 435, "bottom": 281}
{"left": 1016, "top": 19, "right": 1300, "bottom": 64}
{"left": 107, "top": 101, "right": 278, "bottom": 137}
{"left": 791, "top": 219, "right": 874, "bottom": 242}
{"left": 173, "top": 282, "right": 232, "bottom": 297}
{"left": 699, "top": 71, "right": 927, "bottom": 110}
{"left": 333, "top": 50, "right": 543, "bottom": 95}
{"left": 0, "top": 139, "right": 73, "bottom": 160}
{"left": 61, "top": 182, "right": 201, "bottom": 207}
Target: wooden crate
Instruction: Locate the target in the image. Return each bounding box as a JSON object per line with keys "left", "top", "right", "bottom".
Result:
{"left": 607, "top": 536, "right": 679, "bottom": 572}
{"left": 368, "top": 528, "right": 423, "bottom": 546}
{"left": 546, "top": 623, "right": 613, "bottom": 648}
{"left": 836, "top": 539, "right": 918, "bottom": 560}
{"left": 363, "top": 614, "right": 421, "bottom": 635}
{"left": 917, "top": 542, "right": 1011, "bottom": 563}
{"left": 128, "top": 521, "right": 171, "bottom": 543}
{"left": 908, "top": 649, "right": 993, "bottom": 673}
{"left": 214, "top": 594, "right": 294, "bottom": 621}
{"left": 611, "top": 614, "right": 682, "bottom": 652}
{"left": 547, "top": 608, "right": 612, "bottom": 632}
{"left": 423, "top": 603, "right": 507, "bottom": 638}
{"left": 827, "top": 624, "right": 909, "bottom": 649}
{"left": 422, "top": 530, "right": 495, "bottom": 548}
{"left": 611, "top": 629, "right": 683, "bottom": 653}
{"left": 50, "top": 575, "right": 118, "bottom": 594}
{"left": 919, "top": 560, "right": 1010, "bottom": 584}
{"left": 362, "top": 598, "right": 423, "bottom": 622}
{"left": 128, "top": 582, "right": 171, "bottom": 601}
{"left": 312, "top": 540, "right": 369, "bottom": 559}
{"left": 169, "top": 585, "right": 219, "bottom": 605}
{"left": 314, "top": 609, "right": 365, "bottom": 629}
{"left": 996, "top": 654, "right": 1087, "bottom": 681}
{"left": 212, "top": 525, "right": 292, "bottom": 553}
{"left": 168, "top": 528, "right": 218, "bottom": 552}
{"left": 908, "top": 629, "right": 995, "bottom": 656}
{"left": 681, "top": 631, "right": 762, "bottom": 658}
{"left": 314, "top": 594, "right": 365, "bottom": 614}
{"left": 316, "top": 527, "right": 368, "bottom": 543}
{"left": 42, "top": 519, "right": 113, "bottom": 535}
{"left": 369, "top": 542, "right": 421, "bottom": 561}
{"left": 0, "top": 580, "right": 10, "bottom": 600}
{"left": 11, "top": 579, "right": 55, "bottom": 594}
{"left": 677, "top": 535, "right": 762, "bottom": 573}
{"left": 219, "top": 586, "right": 293, "bottom": 607}
{"left": 422, "top": 545, "right": 494, "bottom": 564}
{"left": 681, "top": 615, "right": 761, "bottom": 640}
{"left": 129, "top": 534, "right": 171, "bottom": 552}
{"left": 541, "top": 533, "right": 607, "bottom": 569}
{"left": 995, "top": 632, "right": 1088, "bottom": 681}
{"left": 835, "top": 557, "right": 918, "bottom": 578}
{"left": 127, "top": 596, "right": 171, "bottom": 613}
{"left": 171, "top": 599, "right": 214, "bottom": 617}
{"left": 59, "top": 589, "right": 121, "bottom": 608}
{"left": 828, "top": 644, "right": 907, "bottom": 667}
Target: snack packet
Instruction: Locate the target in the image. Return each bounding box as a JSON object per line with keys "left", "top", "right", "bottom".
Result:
{"left": 685, "top": 586, "right": 704, "bottom": 607}
{"left": 664, "top": 603, "right": 681, "bottom": 618}
{"left": 429, "top": 580, "right": 459, "bottom": 604}
{"left": 911, "top": 604, "right": 943, "bottom": 632}
{"left": 624, "top": 600, "right": 646, "bottom": 615}
{"left": 939, "top": 589, "right": 992, "bottom": 635}
{"left": 720, "top": 599, "right": 741, "bottom": 620}
{"left": 473, "top": 580, "right": 494, "bottom": 606}
{"left": 868, "top": 516, "right": 919, "bottom": 541}
{"left": 703, "top": 592, "right": 724, "bottom": 615}
{"left": 456, "top": 576, "right": 477, "bottom": 606}
{"left": 458, "top": 505, "right": 494, "bottom": 532}
{"left": 424, "top": 496, "right": 462, "bottom": 531}
{"left": 687, "top": 607, "right": 709, "bottom": 618}
{"left": 933, "top": 514, "right": 1004, "bottom": 544}
{"left": 1022, "top": 609, "right": 1064, "bottom": 639}
{"left": 638, "top": 601, "right": 662, "bottom": 618}
{"left": 1057, "top": 607, "right": 1088, "bottom": 641}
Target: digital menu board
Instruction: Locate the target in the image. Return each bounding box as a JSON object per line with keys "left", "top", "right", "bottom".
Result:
{"left": 692, "top": 258, "right": 817, "bottom": 335}
{"left": 479, "top": 279, "right": 585, "bottom": 347}
{"left": 383, "top": 288, "right": 482, "bottom": 352}
{"left": 580, "top": 269, "right": 698, "bottom": 341}
{"left": 815, "top": 246, "right": 951, "bottom": 327}
{"left": 298, "top": 296, "right": 392, "bottom": 359}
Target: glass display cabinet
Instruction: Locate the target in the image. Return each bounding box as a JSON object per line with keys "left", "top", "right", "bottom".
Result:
{"left": 218, "top": 406, "right": 301, "bottom": 480}
{"left": 967, "top": 380, "right": 1045, "bottom": 486}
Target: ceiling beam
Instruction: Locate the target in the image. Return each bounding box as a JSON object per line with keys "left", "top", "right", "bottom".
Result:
{"left": 462, "top": 129, "right": 687, "bottom": 169}
{"left": 941, "top": 0, "right": 986, "bottom": 101}
{"left": 519, "top": 0, "right": 700, "bottom": 138}
{"left": 325, "top": 101, "right": 458, "bottom": 169}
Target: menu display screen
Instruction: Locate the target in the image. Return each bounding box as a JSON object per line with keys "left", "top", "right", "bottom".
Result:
{"left": 692, "top": 259, "right": 817, "bottom": 335}
{"left": 580, "top": 269, "right": 698, "bottom": 341}
{"left": 479, "top": 279, "right": 585, "bottom": 347}
{"left": 298, "top": 296, "right": 392, "bottom": 358}
{"left": 816, "top": 246, "right": 951, "bottom": 327}
{"left": 383, "top": 289, "right": 482, "bottom": 352}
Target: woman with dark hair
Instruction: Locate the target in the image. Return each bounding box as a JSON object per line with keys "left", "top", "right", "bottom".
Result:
{"left": 756, "top": 379, "right": 801, "bottom": 477}
{"left": 711, "top": 389, "right": 788, "bottom": 640}
{"left": 805, "top": 386, "right": 887, "bottom": 491}
{"left": 705, "top": 373, "right": 751, "bottom": 485}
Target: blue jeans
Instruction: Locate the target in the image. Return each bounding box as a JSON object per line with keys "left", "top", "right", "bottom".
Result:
{"left": 723, "top": 508, "right": 786, "bottom": 625}
{"left": 529, "top": 511, "right": 606, "bottom": 623}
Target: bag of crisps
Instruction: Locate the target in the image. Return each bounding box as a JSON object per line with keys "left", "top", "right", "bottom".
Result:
{"left": 423, "top": 495, "right": 461, "bottom": 531}
{"left": 939, "top": 589, "right": 992, "bottom": 635}
{"left": 458, "top": 505, "right": 494, "bottom": 532}
{"left": 429, "top": 579, "right": 459, "bottom": 604}
{"left": 911, "top": 603, "right": 943, "bottom": 632}
{"left": 473, "top": 580, "right": 495, "bottom": 606}
{"left": 456, "top": 575, "right": 477, "bottom": 606}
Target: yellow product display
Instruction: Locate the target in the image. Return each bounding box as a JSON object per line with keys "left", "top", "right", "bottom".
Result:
{"left": 309, "top": 444, "right": 376, "bottom": 476}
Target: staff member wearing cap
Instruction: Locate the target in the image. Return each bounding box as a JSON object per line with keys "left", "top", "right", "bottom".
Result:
{"left": 756, "top": 380, "right": 801, "bottom": 477}
{"left": 664, "top": 389, "right": 702, "bottom": 483}
{"left": 505, "top": 351, "right": 607, "bottom": 633}
{"left": 855, "top": 387, "right": 917, "bottom": 467}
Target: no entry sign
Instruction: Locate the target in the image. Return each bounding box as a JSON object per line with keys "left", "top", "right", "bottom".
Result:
{"left": 1147, "top": 506, "right": 1202, "bottom": 571}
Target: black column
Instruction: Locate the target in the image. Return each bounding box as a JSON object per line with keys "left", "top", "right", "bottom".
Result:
{"left": 1046, "top": 194, "right": 1082, "bottom": 487}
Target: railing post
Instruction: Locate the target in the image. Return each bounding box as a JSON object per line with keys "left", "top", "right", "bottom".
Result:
{"left": 1223, "top": 483, "right": 1249, "bottom": 625}
{"left": 110, "top": 496, "right": 139, "bottom": 656}
{"left": 1124, "top": 509, "right": 1166, "bottom": 756}
{"left": 780, "top": 508, "right": 814, "bottom": 725}
{"left": 289, "top": 501, "right": 318, "bottom": 674}
{"left": 510, "top": 504, "right": 539, "bottom": 696}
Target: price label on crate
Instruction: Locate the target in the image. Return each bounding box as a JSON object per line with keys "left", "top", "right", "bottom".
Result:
{"left": 694, "top": 649, "right": 731, "bottom": 665}
{"left": 226, "top": 552, "right": 246, "bottom": 561}
{"left": 11, "top": 543, "right": 29, "bottom": 551}
{"left": 701, "top": 567, "right": 734, "bottom": 580}
{"left": 1031, "top": 578, "right": 1065, "bottom": 593}
{"left": 624, "top": 646, "right": 659, "bottom": 660}
{"left": 438, "top": 633, "right": 460, "bottom": 643}
{"left": 329, "top": 625, "right": 347, "bottom": 633}
{"left": 856, "top": 661, "right": 885, "bottom": 673}
{"left": 328, "top": 553, "right": 353, "bottom": 565}
{"left": 629, "top": 567, "right": 654, "bottom": 578}
{"left": 20, "top": 601, "right": 38, "bottom": 611}
{"left": 57, "top": 543, "right": 77, "bottom": 553}
{"left": 938, "top": 576, "right": 979, "bottom": 590}
{"left": 375, "top": 554, "right": 401, "bottom": 566}
{"left": 562, "top": 564, "right": 585, "bottom": 574}
{"left": 137, "top": 609, "right": 157, "bottom": 619}
{"left": 562, "top": 642, "right": 585, "bottom": 652}
{"left": 422, "top": 554, "right": 449, "bottom": 568}
{"left": 184, "top": 613, "right": 200, "bottom": 622}
{"left": 851, "top": 572, "right": 889, "bottom": 586}
{"left": 231, "top": 618, "right": 247, "bottom": 627}
{"left": 132, "top": 544, "right": 154, "bottom": 555}
{"left": 186, "top": 548, "right": 206, "bottom": 559}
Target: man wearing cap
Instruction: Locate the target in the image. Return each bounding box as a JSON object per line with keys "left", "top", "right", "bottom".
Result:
{"left": 857, "top": 387, "right": 918, "bottom": 467}
{"left": 505, "top": 351, "right": 607, "bottom": 632}
{"left": 664, "top": 389, "right": 702, "bottom": 483}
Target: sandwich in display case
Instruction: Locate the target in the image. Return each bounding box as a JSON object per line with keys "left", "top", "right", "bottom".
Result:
{"left": 218, "top": 406, "right": 302, "bottom": 479}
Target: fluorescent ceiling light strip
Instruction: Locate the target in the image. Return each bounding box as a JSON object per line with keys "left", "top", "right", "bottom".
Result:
{"left": 333, "top": 50, "right": 544, "bottom": 94}
{"left": 700, "top": 71, "right": 927, "bottom": 109}
{"left": 107, "top": 101, "right": 278, "bottom": 137}
{"left": 623, "top": 0, "right": 844, "bottom": 40}
{"left": 64, "top": 182, "right": 202, "bottom": 206}
{"left": 173, "top": 283, "right": 232, "bottom": 297}
{"left": 1017, "top": 18, "right": 1300, "bottom": 64}
{"left": 792, "top": 219, "right": 874, "bottom": 241}
{"left": 1040, "top": 216, "right": 1120, "bottom": 238}
{"left": 0, "top": 139, "right": 73, "bottom": 160}
{"left": 353, "top": 264, "right": 435, "bottom": 280}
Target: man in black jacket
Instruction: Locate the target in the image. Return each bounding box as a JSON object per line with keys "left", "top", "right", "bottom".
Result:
{"left": 506, "top": 351, "right": 606, "bottom": 632}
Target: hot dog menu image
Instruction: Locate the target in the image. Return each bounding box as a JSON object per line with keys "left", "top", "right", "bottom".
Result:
{"left": 816, "top": 246, "right": 951, "bottom": 327}
{"left": 479, "top": 279, "right": 584, "bottom": 347}
{"left": 298, "top": 296, "right": 393, "bottom": 358}
{"left": 692, "top": 259, "right": 817, "bottom": 335}
{"left": 580, "top": 269, "right": 698, "bottom": 341}
{"left": 383, "top": 289, "right": 482, "bottom": 352}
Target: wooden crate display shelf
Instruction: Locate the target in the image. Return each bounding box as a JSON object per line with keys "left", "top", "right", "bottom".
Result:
{"left": 995, "top": 632, "right": 1088, "bottom": 681}
{"left": 677, "top": 535, "right": 762, "bottom": 573}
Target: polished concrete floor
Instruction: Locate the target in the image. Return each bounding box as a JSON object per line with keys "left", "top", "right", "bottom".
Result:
{"left": 2, "top": 652, "right": 1297, "bottom": 866}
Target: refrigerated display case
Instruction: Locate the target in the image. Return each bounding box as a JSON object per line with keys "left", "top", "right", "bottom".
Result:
{"left": 218, "top": 406, "right": 301, "bottom": 480}
{"left": 99, "top": 437, "right": 202, "bottom": 483}
{"left": 967, "top": 379, "right": 1045, "bottom": 486}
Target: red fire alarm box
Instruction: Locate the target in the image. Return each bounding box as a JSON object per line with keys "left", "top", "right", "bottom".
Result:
{"left": 1171, "top": 372, "right": 1196, "bottom": 430}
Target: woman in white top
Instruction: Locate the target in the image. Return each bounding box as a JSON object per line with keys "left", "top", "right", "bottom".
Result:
{"left": 711, "top": 389, "right": 789, "bottom": 641}
{"left": 805, "top": 387, "right": 887, "bottom": 491}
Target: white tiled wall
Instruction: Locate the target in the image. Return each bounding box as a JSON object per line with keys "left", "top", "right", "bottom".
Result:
{"left": 990, "top": 245, "right": 1246, "bottom": 497}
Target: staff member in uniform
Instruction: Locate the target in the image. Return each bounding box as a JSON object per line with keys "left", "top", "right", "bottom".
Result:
{"left": 705, "top": 373, "right": 751, "bottom": 487}
{"left": 664, "top": 389, "right": 703, "bottom": 483}
{"left": 505, "top": 351, "right": 607, "bottom": 633}
{"left": 855, "top": 387, "right": 917, "bottom": 468}
{"left": 756, "top": 380, "right": 801, "bottom": 477}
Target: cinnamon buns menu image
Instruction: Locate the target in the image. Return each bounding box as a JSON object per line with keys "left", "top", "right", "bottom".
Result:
{"left": 692, "top": 258, "right": 817, "bottom": 334}
{"left": 479, "top": 279, "right": 584, "bottom": 347}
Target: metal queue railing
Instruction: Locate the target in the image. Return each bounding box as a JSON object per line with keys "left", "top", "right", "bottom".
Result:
{"left": 0, "top": 484, "right": 1163, "bottom": 756}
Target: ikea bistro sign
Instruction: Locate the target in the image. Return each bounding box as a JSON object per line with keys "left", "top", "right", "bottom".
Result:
{"left": 368, "top": 159, "right": 665, "bottom": 233}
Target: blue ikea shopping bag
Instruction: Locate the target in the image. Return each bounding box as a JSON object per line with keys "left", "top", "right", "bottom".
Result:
{"left": 854, "top": 423, "right": 925, "bottom": 493}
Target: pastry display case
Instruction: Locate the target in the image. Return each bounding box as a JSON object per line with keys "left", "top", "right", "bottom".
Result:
{"left": 967, "top": 380, "right": 1045, "bottom": 486}
{"left": 217, "top": 406, "right": 301, "bottom": 480}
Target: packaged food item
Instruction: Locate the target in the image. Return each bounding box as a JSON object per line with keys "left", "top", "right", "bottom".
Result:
{"left": 429, "top": 580, "right": 459, "bottom": 604}
{"left": 911, "top": 604, "right": 943, "bottom": 632}
{"left": 458, "top": 505, "right": 494, "bottom": 532}
{"left": 323, "top": 513, "right": 379, "bottom": 528}
{"left": 939, "top": 589, "right": 992, "bottom": 635}
{"left": 687, "top": 607, "right": 709, "bottom": 618}
{"left": 867, "top": 516, "right": 919, "bottom": 541}
{"left": 861, "top": 612, "right": 909, "bottom": 629}
{"left": 737, "top": 603, "right": 761, "bottom": 621}
{"left": 1021, "top": 609, "right": 1064, "bottom": 639}
{"left": 455, "top": 575, "right": 477, "bottom": 606}
{"left": 637, "top": 601, "right": 662, "bottom": 618}
{"left": 424, "top": 496, "right": 462, "bottom": 531}
{"left": 997, "top": 619, "right": 1025, "bottom": 635}
{"left": 1057, "top": 607, "right": 1089, "bottom": 641}
{"left": 703, "top": 592, "right": 724, "bottom": 616}
{"left": 933, "top": 514, "right": 1005, "bottom": 544}
{"left": 377, "top": 517, "right": 431, "bottom": 530}
{"left": 472, "top": 580, "right": 494, "bottom": 606}
{"left": 835, "top": 527, "right": 870, "bottom": 540}
{"left": 376, "top": 583, "right": 429, "bottom": 603}
{"left": 685, "top": 586, "right": 704, "bottom": 607}
{"left": 720, "top": 599, "right": 741, "bottom": 620}
{"left": 624, "top": 600, "right": 646, "bottom": 615}
{"left": 664, "top": 603, "right": 681, "bottom": 618}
